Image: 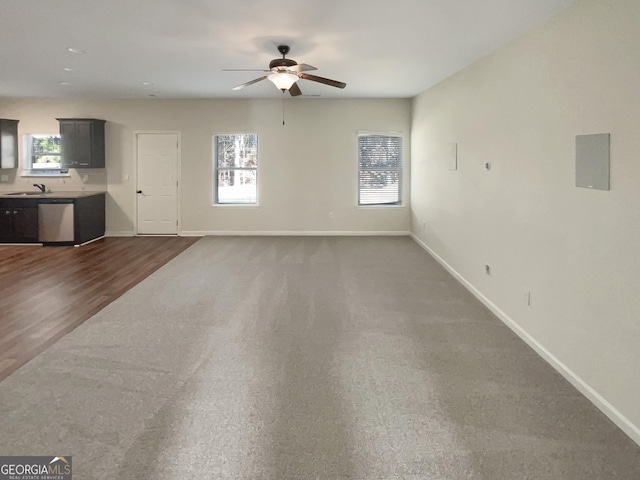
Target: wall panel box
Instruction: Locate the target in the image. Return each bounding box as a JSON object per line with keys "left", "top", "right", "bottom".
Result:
{"left": 576, "top": 133, "right": 610, "bottom": 190}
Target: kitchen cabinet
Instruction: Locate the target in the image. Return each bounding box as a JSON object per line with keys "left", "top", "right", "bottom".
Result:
{"left": 57, "top": 118, "right": 106, "bottom": 168}
{"left": 39, "top": 194, "right": 105, "bottom": 245}
{"left": 73, "top": 193, "right": 106, "bottom": 244}
{"left": 0, "top": 119, "right": 19, "bottom": 169}
{"left": 0, "top": 198, "right": 38, "bottom": 243}
{"left": 0, "top": 192, "right": 105, "bottom": 245}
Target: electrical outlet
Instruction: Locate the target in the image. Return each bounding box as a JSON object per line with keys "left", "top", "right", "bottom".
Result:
{"left": 485, "top": 264, "right": 491, "bottom": 275}
{"left": 523, "top": 290, "right": 531, "bottom": 306}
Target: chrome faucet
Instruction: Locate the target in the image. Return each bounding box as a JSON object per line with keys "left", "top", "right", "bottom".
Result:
{"left": 33, "top": 183, "right": 46, "bottom": 193}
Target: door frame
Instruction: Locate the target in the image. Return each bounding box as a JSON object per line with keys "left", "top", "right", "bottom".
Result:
{"left": 133, "top": 131, "right": 182, "bottom": 235}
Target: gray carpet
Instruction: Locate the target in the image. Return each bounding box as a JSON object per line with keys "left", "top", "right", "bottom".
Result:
{"left": 0, "top": 236, "right": 638, "bottom": 479}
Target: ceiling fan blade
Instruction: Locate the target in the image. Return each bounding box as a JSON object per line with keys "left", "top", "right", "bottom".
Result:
{"left": 223, "top": 69, "right": 270, "bottom": 72}
{"left": 287, "top": 63, "right": 317, "bottom": 73}
{"left": 232, "top": 76, "right": 268, "bottom": 90}
{"left": 289, "top": 82, "right": 302, "bottom": 97}
{"left": 298, "top": 73, "right": 346, "bottom": 89}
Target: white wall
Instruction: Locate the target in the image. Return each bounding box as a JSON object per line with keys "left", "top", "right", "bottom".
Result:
{"left": 411, "top": 0, "right": 640, "bottom": 442}
{"left": 0, "top": 98, "right": 411, "bottom": 235}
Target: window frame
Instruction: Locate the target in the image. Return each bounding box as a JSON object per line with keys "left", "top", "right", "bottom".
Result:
{"left": 213, "top": 133, "right": 259, "bottom": 206}
{"left": 357, "top": 131, "right": 404, "bottom": 207}
{"left": 21, "top": 134, "right": 70, "bottom": 177}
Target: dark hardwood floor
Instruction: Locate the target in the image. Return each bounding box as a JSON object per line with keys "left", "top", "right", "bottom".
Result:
{"left": 0, "top": 236, "right": 200, "bottom": 382}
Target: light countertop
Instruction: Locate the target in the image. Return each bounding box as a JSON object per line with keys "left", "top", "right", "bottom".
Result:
{"left": 0, "top": 191, "right": 106, "bottom": 199}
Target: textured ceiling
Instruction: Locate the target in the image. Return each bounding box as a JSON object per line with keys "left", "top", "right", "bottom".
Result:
{"left": 0, "top": 0, "right": 575, "bottom": 99}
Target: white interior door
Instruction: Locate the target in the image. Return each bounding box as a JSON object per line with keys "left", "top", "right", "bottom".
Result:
{"left": 136, "top": 133, "right": 179, "bottom": 234}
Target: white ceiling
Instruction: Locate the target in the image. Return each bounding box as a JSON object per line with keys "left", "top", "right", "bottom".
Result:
{"left": 0, "top": 0, "right": 575, "bottom": 99}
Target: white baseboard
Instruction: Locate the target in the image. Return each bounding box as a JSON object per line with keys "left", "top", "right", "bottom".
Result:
{"left": 180, "top": 230, "right": 411, "bottom": 237}
{"left": 108, "top": 230, "right": 410, "bottom": 238}
{"left": 106, "top": 231, "right": 187, "bottom": 237}
{"left": 410, "top": 232, "right": 640, "bottom": 447}
{"left": 78, "top": 235, "right": 105, "bottom": 246}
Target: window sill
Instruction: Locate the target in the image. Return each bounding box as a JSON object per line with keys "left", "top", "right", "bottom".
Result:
{"left": 212, "top": 203, "right": 259, "bottom": 208}
{"left": 357, "top": 204, "right": 405, "bottom": 208}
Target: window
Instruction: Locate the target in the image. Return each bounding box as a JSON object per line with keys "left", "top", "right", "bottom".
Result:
{"left": 214, "top": 134, "right": 258, "bottom": 204}
{"left": 358, "top": 133, "right": 403, "bottom": 205}
{"left": 23, "top": 134, "right": 68, "bottom": 176}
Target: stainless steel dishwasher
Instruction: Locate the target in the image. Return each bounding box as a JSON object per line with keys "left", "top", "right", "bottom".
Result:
{"left": 38, "top": 199, "right": 74, "bottom": 243}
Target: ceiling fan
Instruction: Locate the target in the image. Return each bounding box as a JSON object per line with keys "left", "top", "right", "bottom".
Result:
{"left": 225, "top": 45, "right": 346, "bottom": 96}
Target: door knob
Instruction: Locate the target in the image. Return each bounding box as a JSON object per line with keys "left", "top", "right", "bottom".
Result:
{"left": 136, "top": 190, "right": 142, "bottom": 194}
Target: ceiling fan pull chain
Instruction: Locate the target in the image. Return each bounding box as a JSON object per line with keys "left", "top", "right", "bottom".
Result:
{"left": 282, "top": 91, "right": 285, "bottom": 126}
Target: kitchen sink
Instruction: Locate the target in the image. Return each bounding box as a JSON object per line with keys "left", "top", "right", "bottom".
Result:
{"left": 7, "top": 191, "right": 46, "bottom": 196}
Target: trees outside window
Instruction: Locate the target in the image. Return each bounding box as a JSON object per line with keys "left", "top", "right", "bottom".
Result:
{"left": 358, "top": 134, "right": 402, "bottom": 205}
{"left": 24, "top": 135, "right": 67, "bottom": 174}
{"left": 214, "top": 134, "right": 258, "bottom": 204}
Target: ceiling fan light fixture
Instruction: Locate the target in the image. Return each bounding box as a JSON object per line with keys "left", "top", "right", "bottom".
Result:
{"left": 226, "top": 45, "right": 345, "bottom": 94}
{"left": 268, "top": 72, "right": 298, "bottom": 90}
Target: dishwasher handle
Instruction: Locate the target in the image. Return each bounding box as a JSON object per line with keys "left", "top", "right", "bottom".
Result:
{"left": 38, "top": 198, "right": 74, "bottom": 204}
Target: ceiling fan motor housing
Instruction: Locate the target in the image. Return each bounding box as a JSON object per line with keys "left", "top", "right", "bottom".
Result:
{"left": 269, "top": 58, "right": 297, "bottom": 71}
{"left": 270, "top": 45, "right": 297, "bottom": 71}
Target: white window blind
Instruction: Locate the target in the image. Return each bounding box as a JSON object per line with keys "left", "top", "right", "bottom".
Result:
{"left": 214, "top": 134, "right": 258, "bottom": 204}
{"left": 358, "top": 134, "right": 402, "bottom": 205}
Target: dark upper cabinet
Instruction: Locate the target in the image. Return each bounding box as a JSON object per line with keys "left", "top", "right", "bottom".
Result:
{"left": 0, "top": 119, "right": 19, "bottom": 169}
{"left": 57, "top": 118, "right": 106, "bottom": 168}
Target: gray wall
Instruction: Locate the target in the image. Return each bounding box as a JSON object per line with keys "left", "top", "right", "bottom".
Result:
{"left": 411, "top": 0, "right": 640, "bottom": 443}
{"left": 0, "top": 97, "right": 411, "bottom": 235}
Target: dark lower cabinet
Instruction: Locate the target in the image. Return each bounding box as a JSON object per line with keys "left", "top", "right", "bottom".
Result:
{"left": 0, "top": 199, "right": 39, "bottom": 243}
{"left": 39, "top": 194, "right": 106, "bottom": 246}
{"left": 15, "top": 207, "right": 38, "bottom": 241}
{"left": 74, "top": 194, "right": 106, "bottom": 244}
{"left": 0, "top": 193, "right": 105, "bottom": 245}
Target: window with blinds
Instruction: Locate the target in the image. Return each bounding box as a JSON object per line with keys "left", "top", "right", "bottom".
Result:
{"left": 358, "top": 133, "right": 403, "bottom": 205}
{"left": 23, "top": 134, "right": 69, "bottom": 176}
{"left": 214, "top": 134, "right": 258, "bottom": 204}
